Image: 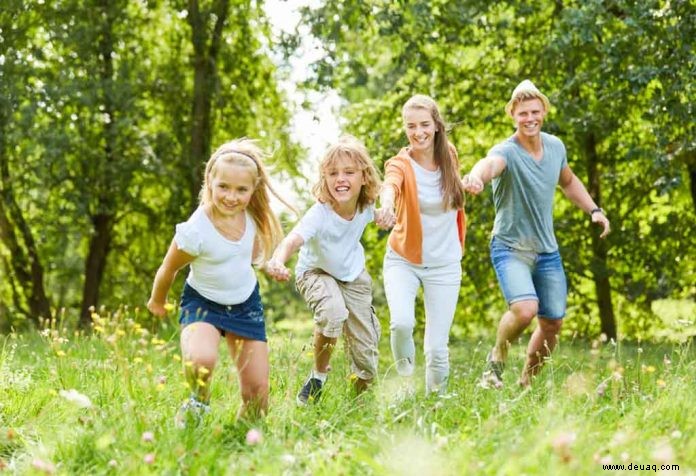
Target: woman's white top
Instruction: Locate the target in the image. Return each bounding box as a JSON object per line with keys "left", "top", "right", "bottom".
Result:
{"left": 174, "top": 207, "right": 257, "bottom": 305}
{"left": 410, "top": 158, "right": 461, "bottom": 265}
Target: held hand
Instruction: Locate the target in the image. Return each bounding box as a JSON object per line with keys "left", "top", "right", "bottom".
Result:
{"left": 592, "top": 212, "right": 611, "bottom": 239}
{"left": 265, "top": 258, "right": 291, "bottom": 282}
{"left": 462, "top": 174, "right": 484, "bottom": 195}
{"left": 374, "top": 207, "right": 396, "bottom": 230}
{"left": 147, "top": 299, "right": 167, "bottom": 317}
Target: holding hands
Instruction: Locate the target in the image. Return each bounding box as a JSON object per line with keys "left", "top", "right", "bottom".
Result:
{"left": 374, "top": 206, "right": 396, "bottom": 230}
{"left": 462, "top": 174, "right": 485, "bottom": 195}
{"left": 265, "top": 257, "right": 291, "bottom": 282}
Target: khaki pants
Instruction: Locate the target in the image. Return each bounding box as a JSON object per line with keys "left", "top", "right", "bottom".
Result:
{"left": 296, "top": 269, "right": 381, "bottom": 381}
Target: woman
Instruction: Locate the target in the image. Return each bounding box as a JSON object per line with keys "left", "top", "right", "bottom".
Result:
{"left": 379, "top": 94, "right": 466, "bottom": 395}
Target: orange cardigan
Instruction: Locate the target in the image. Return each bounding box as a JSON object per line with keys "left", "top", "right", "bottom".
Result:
{"left": 383, "top": 146, "right": 466, "bottom": 265}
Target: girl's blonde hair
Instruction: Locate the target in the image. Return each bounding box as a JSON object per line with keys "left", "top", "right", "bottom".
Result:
{"left": 200, "top": 138, "right": 294, "bottom": 263}
{"left": 312, "top": 135, "right": 381, "bottom": 212}
{"left": 402, "top": 94, "right": 464, "bottom": 210}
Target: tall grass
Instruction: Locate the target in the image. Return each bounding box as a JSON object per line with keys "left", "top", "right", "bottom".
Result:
{"left": 0, "top": 309, "right": 693, "bottom": 475}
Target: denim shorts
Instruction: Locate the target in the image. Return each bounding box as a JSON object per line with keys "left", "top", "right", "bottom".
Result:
{"left": 490, "top": 236, "right": 567, "bottom": 319}
{"left": 179, "top": 282, "right": 267, "bottom": 341}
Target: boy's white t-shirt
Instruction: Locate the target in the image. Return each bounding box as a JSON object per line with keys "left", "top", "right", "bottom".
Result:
{"left": 174, "top": 207, "right": 257, "bottom": 305}
{"left": 409, "top": 158, "right": 461, "bottom": 265}
{"left": 293, "top": 202, "right": 374, "bottom": 282}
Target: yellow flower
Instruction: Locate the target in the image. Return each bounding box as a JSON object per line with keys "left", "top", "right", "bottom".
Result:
{"left": 164, "top": 303, "right": 175, "bottom": 312}
{"left": 172, "top": 354, "right": 181, "bottom": 362}
{"left": 197, "top": 367, "right": 210, "bottom": 375}
{"left": 56, "top": 350, "right": 66, "bottom": 357}
{"left": 656, "top": 379, "right": 666, "bottom": 388}
{"left": 133, "top": 357, "right": 143, "bottom": 364}
{"left": 196, "top": 379, "right": 206, "bottom": 387}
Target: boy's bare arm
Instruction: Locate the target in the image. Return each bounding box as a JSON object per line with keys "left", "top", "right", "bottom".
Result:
{"left": 265, "top": 232, "right": 304, "bottom": 281}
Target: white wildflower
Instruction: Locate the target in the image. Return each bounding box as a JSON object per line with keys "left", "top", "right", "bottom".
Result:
{"left": 59, "top": 389, "right": 93, "bottom": 408}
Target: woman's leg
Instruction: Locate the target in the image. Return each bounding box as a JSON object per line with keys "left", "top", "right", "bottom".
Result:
{"left": 383, "top": 256, "right": 421, "bottom": 376}
{"left": 422, "top": 262, "right": 461, "bottom": 394}
{"left": 225, "top": 334, "right": 269, "bottom": 420}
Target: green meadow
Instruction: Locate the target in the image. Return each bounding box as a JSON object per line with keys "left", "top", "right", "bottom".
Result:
{"left": 1, "top": 310, "right": 693, "bottom": 475}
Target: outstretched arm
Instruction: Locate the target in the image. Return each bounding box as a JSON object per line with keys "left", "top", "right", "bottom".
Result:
{"left": 462, "top": 155, "right": 507, "bottom": 194}
{"left": 375, "top": 184, "right": 397, "bottom": 229}
{"left": 147, "top": 240, "right": 195, "bottom": 317}
{"left": 559, "top": 166, "right": 610, "bottom": 238}
{"left": 265, "top": 232, "right": 304, "bottom": 282}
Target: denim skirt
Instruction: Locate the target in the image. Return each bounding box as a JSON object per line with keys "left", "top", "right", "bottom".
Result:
{"left": 179, "top": 282, "right": 267, "bottom": 341}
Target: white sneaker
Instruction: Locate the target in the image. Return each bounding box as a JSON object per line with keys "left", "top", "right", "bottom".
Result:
{"left": 174, "top": 396, "right": 210, "bottom": 429}
{"left": 395, "top": 357, "right": 415, "bottom": 377}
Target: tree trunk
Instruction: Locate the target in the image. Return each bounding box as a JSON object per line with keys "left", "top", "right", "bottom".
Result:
{"left": 187, "top": 0, "right": 230, "bottom": 211}
{"left": 79, "top": 0, "right": 117, "bottom": 326}
{"left": 0, "top": 110, "right": 52, "bottom": 325}
{"left": 583, "top": 132, "right": 617, "bottom": 339}
{"left": 80, "top": 212, "right": 113, "bottom": 325}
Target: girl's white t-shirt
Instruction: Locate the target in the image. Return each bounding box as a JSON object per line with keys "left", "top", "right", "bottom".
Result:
{"left": 174, "top": 207, "right": 257, "bottom": 305}
{"left": 293, "top": 202, "right": 373, "bottom": 282}
{"left": 409, "top": 158, "right": 461, "bottom": 265}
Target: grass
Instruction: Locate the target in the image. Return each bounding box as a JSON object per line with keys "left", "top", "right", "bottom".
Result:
{"left": 0, "top": 310, "right": 694, "bottom": 475}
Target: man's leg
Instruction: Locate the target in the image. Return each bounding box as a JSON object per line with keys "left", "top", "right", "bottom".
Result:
{"left": 519, "top": 248, "right": 567, "bottom": 386}
{"left": 485, "top": 238, "right": 538, "bottom": 387}
{"left": 490, "top": 300, "right": 538, "bottom": 363}
{"left": 519, "top": 317, "right": 562, "bottom": 387}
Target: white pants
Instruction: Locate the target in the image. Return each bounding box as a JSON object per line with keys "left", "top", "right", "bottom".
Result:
{"left": 383, "top": 251, "right": 461, "bottom": 394}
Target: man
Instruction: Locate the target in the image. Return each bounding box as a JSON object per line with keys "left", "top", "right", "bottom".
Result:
{"left": 463, "top": 80, "right": 610, "bottom": 388}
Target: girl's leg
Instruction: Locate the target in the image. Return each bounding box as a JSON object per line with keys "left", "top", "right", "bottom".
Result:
{"left": 180, "top": 322, "right": 221, "bottom": 402}
{"left": 383, "top": 256, "right": 421, "bottom": 376}
{"left": 225, "top": 333, "right": 269, "bottom": 420}
{"left": 422, "top": 262, "right": 461, "bottom": 394}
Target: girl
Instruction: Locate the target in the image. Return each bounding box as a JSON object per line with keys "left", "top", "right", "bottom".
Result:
{"left": 147, "top": 138, "right": 291, "bottom": 425}
{"left": 379, "top": 95, "right": 466, "bottom": 395}
{"left": 265, "top": 135, "right": 386, "bottom": 405}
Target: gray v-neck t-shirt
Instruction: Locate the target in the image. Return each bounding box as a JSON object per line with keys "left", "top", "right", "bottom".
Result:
{"left": 489, "top": 132, "right": 568, "bottom": 253}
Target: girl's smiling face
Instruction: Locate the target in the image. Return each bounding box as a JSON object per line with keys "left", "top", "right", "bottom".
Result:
{"left": 209, "top": 162, "right": 256, "bottom": 217}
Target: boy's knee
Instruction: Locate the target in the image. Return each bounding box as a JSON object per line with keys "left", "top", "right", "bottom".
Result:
{"left": 316, "top": 308, "right": 348, "bottom": 338}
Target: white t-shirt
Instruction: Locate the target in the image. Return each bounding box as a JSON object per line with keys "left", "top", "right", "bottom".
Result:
{"left": 174, "top": 207, "right": 257, "bottom": 305}
{"left": 293, "top": 202, "right": 374, "bottom": 282}
{"left": 409, "top": 158, "right": 461, "bottom": 265}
